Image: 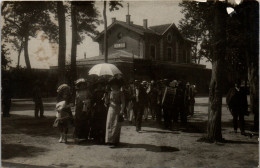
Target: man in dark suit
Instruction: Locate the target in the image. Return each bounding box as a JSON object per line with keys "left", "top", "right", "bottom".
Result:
{"left": 227, "top": 79, "right": 248, "bottom": 135}
{"left": 134, "top": 81, "right": 146, "bottom": 132}
{"left": 32, "top": 80, "right": 44, "bottom": 118}
{"left": 161, "top": 80, "right": 176, "bottom": 129}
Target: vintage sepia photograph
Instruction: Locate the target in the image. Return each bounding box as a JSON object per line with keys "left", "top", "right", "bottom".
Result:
{"left": 1, "top": 0, "right": 259, "bottom": 167}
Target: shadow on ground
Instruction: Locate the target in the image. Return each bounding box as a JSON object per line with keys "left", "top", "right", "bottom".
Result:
{"left": 112, "top": 142, "right": 180, "bottom": 152}
{"left": 141, "top": 129, "right": 180, "bottom": 134}
{"left": 2, "top": 162, "right": 56, "bottom": 168}
{"left": 223, "top": 139, "right": 258, "bottom": 144}
{"left": 2, "top": 114, "right": 59, "bottom": 138}
{"left": 2, "top": 143, "right": 48, "bottom": 159}
{"left": 11, "top": 103, "right": 55, "bottom": 112}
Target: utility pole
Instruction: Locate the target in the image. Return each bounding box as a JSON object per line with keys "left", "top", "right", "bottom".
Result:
{"left": 127, "top": 3, "right": 129, "bottom": 15}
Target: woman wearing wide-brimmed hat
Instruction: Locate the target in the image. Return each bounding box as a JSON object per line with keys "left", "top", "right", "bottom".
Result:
{"left": 104, "top": 77, "right": 125, "bottom": 146}
{"left": 73, "top": 78, "right": 94, "bottom": 143}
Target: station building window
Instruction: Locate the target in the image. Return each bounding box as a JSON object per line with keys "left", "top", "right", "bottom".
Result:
{"left": 167, "top": 33, "right": 172, "bottom": 43}
{"left": 167, "top": 47, "right": 172, "bottom": 61}
{"left": 150, "top": 45, "right": 156, "bottom": 60}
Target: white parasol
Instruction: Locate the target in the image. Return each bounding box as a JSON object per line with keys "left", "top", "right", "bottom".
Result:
{"left": 88, "top": 63, "right": 122, "bottom": 76}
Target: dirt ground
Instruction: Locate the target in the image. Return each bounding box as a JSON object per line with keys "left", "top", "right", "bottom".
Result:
{"left": 1, "top": 97, "right": 259, "bottom": 168}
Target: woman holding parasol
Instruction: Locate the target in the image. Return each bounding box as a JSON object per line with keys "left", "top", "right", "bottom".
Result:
{"left": 89, "top": 63, "right": 124, "bottom": 146}
{"left": 104, "top": 77, "right": 125, "bottom": 146}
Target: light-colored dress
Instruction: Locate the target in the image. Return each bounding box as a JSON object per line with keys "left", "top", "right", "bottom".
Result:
{"left": 105, "top": 90, "right": 125, "bottom": 144}
{"left": 53, "top": 101, "right": 70, "bottom": 128}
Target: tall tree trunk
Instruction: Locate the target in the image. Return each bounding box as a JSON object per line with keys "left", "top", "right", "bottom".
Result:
{"left": 71, "top": 3, "right": 77, "bottom": 101}
{"left": 57, "top": 1, "right": 66, "bottom": 84}
{"left": 194, "top": 34, "right": 198, "bottom": 64}
{"left": 244, "top": 1, "right": 259, "bottom": 131}
{"left": 103, "top": 1, "right": 108, "bottom": 63}
{"left": 71, "top": 4, "right": 77, "bottom": 80}
{"left": 17, "top": 40, "right": 23, "bottom": 68}
{"left": 207, "top": 1, "right": 226, "bottom": 142}
{"left": 248, "top": 63, "right": 259, "bottom": 131}
{"left": 24, "top": 34, "right": 31, "bottom": 69}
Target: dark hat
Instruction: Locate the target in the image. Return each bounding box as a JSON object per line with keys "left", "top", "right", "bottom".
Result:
{"left": 235, "top": 79, "right": 241, "bottom": 85}
{"left": 109, "top": 77, "right": 122, "bottom": 86}
{"left": 95, "top": 78, "right": 106, "bottom": 85}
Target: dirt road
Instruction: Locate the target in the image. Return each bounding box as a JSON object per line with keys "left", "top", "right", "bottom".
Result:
{"left": 1, "top": 97, "right": 258, "bottom": 168}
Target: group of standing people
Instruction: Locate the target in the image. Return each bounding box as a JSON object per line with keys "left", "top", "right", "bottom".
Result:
{"left": 53, "top": 77, "right": 197, "bottom": 145}
{"left": 54, "top": 77, "right": 125, "bottom": 146}
{"left": 123, "top": 79, "right": 197, "bottom": 131}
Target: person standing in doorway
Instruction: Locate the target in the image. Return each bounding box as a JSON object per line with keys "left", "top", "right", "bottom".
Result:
{"left": 32, "top": 80, "right": 44, "bottom": 118}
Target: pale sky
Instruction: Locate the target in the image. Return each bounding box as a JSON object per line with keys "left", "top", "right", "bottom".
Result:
{"left": 5, "top": 1, "right": 212, "bottom": 69}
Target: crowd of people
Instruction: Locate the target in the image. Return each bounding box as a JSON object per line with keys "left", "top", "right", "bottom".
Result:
{"left": 2, "top": 75, "right": 250, "bottom": 145}
{"left": 123, "top": 79, "right": 197, "bottom": 131}
{"left": 53, "top": 77, "right": 197, "bottom": 146}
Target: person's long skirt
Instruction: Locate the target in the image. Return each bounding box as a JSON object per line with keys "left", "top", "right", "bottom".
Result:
{"left": 105, "top": 106, "right": 121, "bottom": 144}
{"left": 127, "top": 101, "right": 134, "bottom": 122}
{"left": 74, "top": 102, "right": 91, "bottom": 140}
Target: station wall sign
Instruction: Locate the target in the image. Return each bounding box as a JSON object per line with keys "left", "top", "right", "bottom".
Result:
{"left": 114, "top": 42, "right": 126, "bottom": 49}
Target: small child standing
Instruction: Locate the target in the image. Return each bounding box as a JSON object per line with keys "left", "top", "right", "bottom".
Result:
{"left": 53, "top": 84, "right": 73, "bottom": 143}
{"left": 53, "top": 101, "right": 71, "bottom": 143}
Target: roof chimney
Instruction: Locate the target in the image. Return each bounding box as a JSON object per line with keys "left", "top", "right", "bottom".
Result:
{"left": 112, "top": 17, "right": 116, "bottom": 23}
{"left": 143, "top": 19, "right": 148, "bottom": 29}
{"left": 84, "top": 52, "right": 86, "bottom": 59}
{"left": 126, "top": 15, "right": 131, "bottom": 25}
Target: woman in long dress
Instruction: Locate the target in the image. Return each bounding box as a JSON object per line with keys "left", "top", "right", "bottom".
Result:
{"left": 73, "top": 79, "right": 94, "bottom": 143}
{"left": 92, "top": 80, "right": 107, "bottom": 144}
{"left": 105, "top": 78, "right": 125, "bottom": 146}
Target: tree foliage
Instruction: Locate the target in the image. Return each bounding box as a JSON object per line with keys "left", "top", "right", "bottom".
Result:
{"left": 1, "top": 1, "right": 58, "bottom": 69}
{"left": 1, "top": 44, "right": 12, "bottom": 71}
{"left": 71, "top": 1, "right": 100, "bottom": 43}
{"left": 70, "top": 1, "right": 100, "bottom": 94}
{"left": 103, "top": 1, "right": 123, "bottom": 62}
{"left": 179, "top": 1, "right": 250, "bottom": 81}
{"left": 178, "top": 1, "right": 214, "bottom": 64}
{"left": 180, "top": 0, "right": 259, "bottom": 140}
